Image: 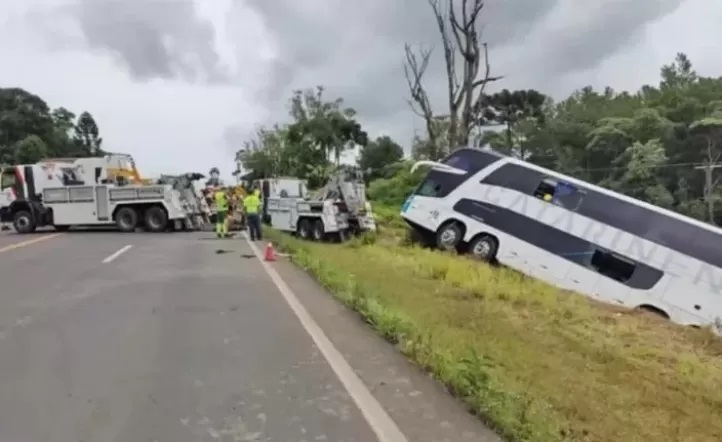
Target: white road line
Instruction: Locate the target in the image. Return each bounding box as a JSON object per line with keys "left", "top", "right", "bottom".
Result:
{"left": 244, "top": 235, "right": 408, "bottom": 442}
{"left": 102, "top": 244, "right": 133, "bottom": 263}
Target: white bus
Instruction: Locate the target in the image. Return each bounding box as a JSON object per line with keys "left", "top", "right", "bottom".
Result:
{"left": 401, "top": 147, "right": 722, "bottom": 329}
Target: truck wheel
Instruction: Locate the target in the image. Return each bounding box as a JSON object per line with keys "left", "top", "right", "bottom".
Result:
{"left": 144, "top": 206, "right": 168, "bottom": 233}
{"left": 311, "top": 219, "right": 325, "bottom": 241}
{"left": 13, "top": 210, "right": 36, "bottom": 234}
{"left": 115, "top": 207, "right": 139, "bottom": 232}
{"left": 297, "top": 219, "right": 311, "bottom": 239}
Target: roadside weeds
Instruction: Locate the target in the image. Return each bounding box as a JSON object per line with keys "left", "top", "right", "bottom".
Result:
{"left": 266, "top": 217, "right": 722, "bottom": 442}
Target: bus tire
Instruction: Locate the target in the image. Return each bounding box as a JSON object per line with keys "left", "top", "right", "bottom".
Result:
{"left": 436, "top": 221, "right": 463, "bottom": 251}
{"left": 297, "top": 218, "right": 311, "bottom": 239}
{"left": 145, "top": 206, "right": 169, "bottom": 233}
{"left": 115, "top": 206, "right": 139, "bottom": 232}
{"left": 468, "top": 234, "right": 498, "bottom": 262}
{"left": 13, "top": 210, "right": 36, "bottom": 234}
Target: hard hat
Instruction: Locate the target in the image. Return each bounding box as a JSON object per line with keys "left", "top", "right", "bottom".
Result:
{"left": 543, "top": 194, "right": 552, "bottom": 202}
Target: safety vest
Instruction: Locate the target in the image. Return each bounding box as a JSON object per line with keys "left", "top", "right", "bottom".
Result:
{"left": 244, "top": 193, "right": 260, "bottom": 214}
{"left": 214, "top": 190, "right": 228, "bottom": 211}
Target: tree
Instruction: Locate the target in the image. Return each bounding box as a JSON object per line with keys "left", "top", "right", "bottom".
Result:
{"left": 286, "top": 87, "right": 368, "bottom": 166}
{"left": 404, "top": 0, "right": 502, "bottom": 159}
{"left": 207, "top": 166, "right": 221, "bottom": 186}
{"left": 0, "top": 88, "right": 55, "bottom": 163}
{"left": 73, "top": 111, "right": 103, "bottom": 156}
{"left": 358, "top": 136, "right": 404, "bottom": 180}
{"left": 49, "top": 107, "right": 77, "bottom": 157}
{"left": 237, "top": 52, "right": 722, "bottom": 226}
{"left": 690, "top": 110, "right": 722, "bottom": 222}
{"left": 410, "top": 117, "right": 452, "bottom": 160}
{"left": 478, "top": 89, "right": 548, "bottom": 157}
{"left": 239, "top": 87, "right": 368, "bottom": 188}
{"left": 15, "top": 135, "right": 48, "bottom": 164}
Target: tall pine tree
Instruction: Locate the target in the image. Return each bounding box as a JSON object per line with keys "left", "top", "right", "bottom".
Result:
{"left": 73, "top": 111, "right": 103, "bottom": 156}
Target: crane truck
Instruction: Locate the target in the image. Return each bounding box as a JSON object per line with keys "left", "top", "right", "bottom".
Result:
{"left": 0, "top": 155, "right": 191, "bottom": 233}
{"left": 263, "top": 169, "right": 376, "bottom": 242}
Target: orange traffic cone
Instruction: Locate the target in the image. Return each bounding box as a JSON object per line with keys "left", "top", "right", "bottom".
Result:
{"left": 264, "top": 242, "right": 277, "bottom": 262}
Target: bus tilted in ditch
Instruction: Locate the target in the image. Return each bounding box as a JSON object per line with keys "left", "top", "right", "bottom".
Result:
{"left": 401, "top": 147, "right": 722, "bottom": 330}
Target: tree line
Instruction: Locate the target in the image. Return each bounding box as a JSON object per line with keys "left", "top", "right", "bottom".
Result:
{"left": 0, "top": 87, "right": 104, "bottom": 166}
{"left": 238, "top": 0, "right": 722, "bottom": 225}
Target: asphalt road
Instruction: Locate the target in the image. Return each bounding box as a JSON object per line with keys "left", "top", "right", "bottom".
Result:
{"left": 0, "top": 230, "right": 500, "bottom": 442}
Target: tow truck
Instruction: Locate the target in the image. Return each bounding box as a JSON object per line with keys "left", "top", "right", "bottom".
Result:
{"left": 264, "top": 169, "right": 376, "bottom": 241}
{"left": 0, "top": 155, "right": 190, "bottom": 233}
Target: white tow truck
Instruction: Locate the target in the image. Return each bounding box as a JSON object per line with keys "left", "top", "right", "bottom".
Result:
{"left": 0, "top": 157, "right": 190, "bottom": 233}
{"left": 264, "top": 169, "right": 376, "bottom": 241}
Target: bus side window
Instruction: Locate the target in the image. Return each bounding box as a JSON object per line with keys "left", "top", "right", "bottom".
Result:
{"left": 533, "top": 178, "right": 556, "bottom": 200}
{"left": 590, "top": 249, "right": 636, "bottom": 283}
{"left": 554, "top": 182, "right": 584, "bottom": 210}
{"left": 533, "top": 178, "right": 584, "bottom": 210}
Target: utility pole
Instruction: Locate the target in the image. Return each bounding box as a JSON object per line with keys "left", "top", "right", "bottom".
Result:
{"left": 695, "top": 162, "right": 722, "bottom": 223}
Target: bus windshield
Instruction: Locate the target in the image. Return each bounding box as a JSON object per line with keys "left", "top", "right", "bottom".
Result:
{"left": 411, "top": 148, "right": 503, "bottom": 199}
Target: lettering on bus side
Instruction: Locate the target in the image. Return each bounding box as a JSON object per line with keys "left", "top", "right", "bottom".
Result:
{"left": 473, "top": 164, "right": 722, "bottom": 302}
{"left": 693, "top": 264, "right": 722, "bottom": 294}
{"left": 452, "top": 198, "right": 664, "bottom": 290}
{"left": 480, "top": 162, "right": 722, "bottom": 271}
{"left": 478, "top": 173, "right": 694, "bottom": 285}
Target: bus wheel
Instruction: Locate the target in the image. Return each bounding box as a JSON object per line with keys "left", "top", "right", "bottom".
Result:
{"left": 13, "top": 210, "right": 36, "bottom": 234}
{"left": 468, "top": 234, "right": 498, "bottom": 262}
{"left": 436, "top": 222, "right": 463, "bottom": 251}
{"left": 115, "top": 207, "right": 139, "bottom": 232}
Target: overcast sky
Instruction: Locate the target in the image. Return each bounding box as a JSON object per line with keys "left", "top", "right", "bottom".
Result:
{"left": 0, "top": 0, "right": 718, "bottom": 180}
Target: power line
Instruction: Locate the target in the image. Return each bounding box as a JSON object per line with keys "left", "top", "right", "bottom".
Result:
{"left": 532, "top": 161, "right": 706, "bottom": 173}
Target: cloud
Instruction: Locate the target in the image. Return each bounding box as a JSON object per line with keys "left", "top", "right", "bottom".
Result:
{"left": 243, "top": 0, "right": 688, "bottom": 147}
{"left": 0, "top": 0, "right": 718, "bottom": 179}
{"left": 72, "top": 0, "right": 230, "bottom": 83}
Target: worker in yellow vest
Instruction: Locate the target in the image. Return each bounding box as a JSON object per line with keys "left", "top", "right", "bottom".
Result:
{"left": 244, "top": 187, "right": 262, "bottom": 241}
{"left": 214, "top": 186, "right": 229, "bottom": 238}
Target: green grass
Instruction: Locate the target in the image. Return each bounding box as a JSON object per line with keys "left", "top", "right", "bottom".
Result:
{"left": 266, "top": 205, "right": 722, "bottom": 442}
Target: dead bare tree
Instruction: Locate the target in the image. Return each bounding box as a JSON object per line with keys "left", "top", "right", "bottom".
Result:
{"left": 403, "top": 44, "right": 436, "bottom": 155}
{"left": 404, "top": 0, "right": 503, "bottom": 158}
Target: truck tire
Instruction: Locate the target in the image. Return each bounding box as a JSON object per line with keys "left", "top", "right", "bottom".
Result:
{"left": 13, "top": 210, "right": 36, "bottom": 234}
{"left": 297, "top": 219, "right": 311, "bottom": 239}
{"left": 311, "top": 219, "right": 325, "bottom": 241}
{"left": 144, "top": 206, "right": 168, "bottom": 233}
{"left": 115, "top": 207, "right": 139, "bottom": 232}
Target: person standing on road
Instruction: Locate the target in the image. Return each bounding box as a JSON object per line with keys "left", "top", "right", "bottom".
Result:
{"left": 214, "top": 187, "right": 229, "bottom": 239}
{"left": 244, "top": 188, "right": 262, "bottom": 241}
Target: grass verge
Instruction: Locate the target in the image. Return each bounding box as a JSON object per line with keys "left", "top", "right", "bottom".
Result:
{"left": 266, "top": 213, "right": 722, "bottom": 442}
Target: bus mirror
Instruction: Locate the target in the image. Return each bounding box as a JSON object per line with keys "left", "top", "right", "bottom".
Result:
{"left": 410, "top": 160, "right": 467, "bottom": 175}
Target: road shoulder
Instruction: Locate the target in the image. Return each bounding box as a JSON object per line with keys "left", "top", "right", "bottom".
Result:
{"left": 269, "top": 253, "right": 502, "bottom": 442}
